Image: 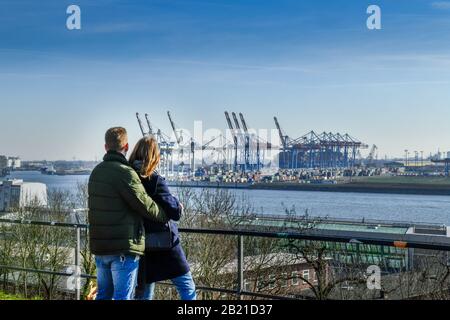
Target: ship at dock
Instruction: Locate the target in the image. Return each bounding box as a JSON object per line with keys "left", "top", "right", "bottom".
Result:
{"left": 54, "top": 169, "right": 92, "bottom": 176}
{"left": 41, "top": 166, "right": 91, "bottom": 176}
{"left": 40, "top": 165, "right": 57, "bottom": 175}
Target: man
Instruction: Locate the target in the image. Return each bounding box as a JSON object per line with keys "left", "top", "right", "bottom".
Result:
{"left": 88, "top": 127, "right": 168, "bottom": 300}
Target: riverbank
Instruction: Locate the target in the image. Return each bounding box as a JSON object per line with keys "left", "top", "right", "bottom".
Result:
{"left": 249, "top": 182, "right": 450, "bottom": 196}
{"left": 8, "top": 170, "right": 450, "bottom": 196}
{"left": 170, "top": 176, "right": 450, "bottom": 196}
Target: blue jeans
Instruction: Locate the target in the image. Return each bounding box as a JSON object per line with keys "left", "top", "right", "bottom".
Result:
{"left": 135, "top": 272, "right": 196, "bottom": 300}
{"left": 95, "top": 254, "right": 140, "bottom": 300}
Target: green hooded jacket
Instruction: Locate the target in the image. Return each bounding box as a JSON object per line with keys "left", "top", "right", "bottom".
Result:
{"left": 88, "top": 151, "right": 168, "bottom": 256}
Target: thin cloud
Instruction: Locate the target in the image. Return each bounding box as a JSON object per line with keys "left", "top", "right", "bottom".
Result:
{"left": 0, "top": 72, "right": 64, "bottom": 79}
{"left": 300, "top": 80, "right": 450, "bottom": 89}
{"left": 141, "top": 58, "right": 312, "bottom": 73}
{"left": 432, "top": 1, "right": 450, "bottom": 10}
{"left": 88, "top": 22, "right": 150, "bottom": 34}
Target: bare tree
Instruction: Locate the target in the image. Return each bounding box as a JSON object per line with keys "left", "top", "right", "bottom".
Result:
{"left": 0, "top": 191, "right": 74, "bottom": 299}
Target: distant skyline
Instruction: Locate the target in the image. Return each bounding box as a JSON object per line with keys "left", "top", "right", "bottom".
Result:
{"left": 1, "top": 0, "right": 450, "bottom": 161}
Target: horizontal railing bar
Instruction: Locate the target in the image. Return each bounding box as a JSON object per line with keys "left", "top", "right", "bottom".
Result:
{"left": 0, "top": 265, "right": 95, "bottom": 279}
{"left": 0, "top": 218, "right": 87, "bottom": 228}
{"left": 2, "top": 217, "right": 450, "bottom": 251}
{"left": 156, "top": 282, "right": 302, "bottom": 300}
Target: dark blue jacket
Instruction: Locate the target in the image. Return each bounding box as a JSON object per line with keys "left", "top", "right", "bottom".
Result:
{"left": 141, "top": 173, "right": 182, "bottom": 244}
{"left": 136, "top": 171, "right": 190, "bottom": 284}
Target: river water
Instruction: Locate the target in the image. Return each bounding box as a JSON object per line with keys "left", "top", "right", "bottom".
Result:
{"left": 4, "top": 171, "right": 450, "bottom": 225}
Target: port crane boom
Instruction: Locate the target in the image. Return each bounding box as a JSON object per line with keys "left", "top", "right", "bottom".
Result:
{"left": 231, "top": 112, "right": 243, "bottom": 139}
{"left": 202, "top": 135, "right": 220, "bottom": 150}
{"left": 239, "top": 113, "right": 249, "bottom": 133}
{"left": 136, "top": 112, "right": 147, "bottom": 136}
{"left": 274, "top": 116, "right": 288, "bottom": 149}
{"left": 167, "top": 111, "right": 182, "bottom": 145}
{"left": 144, "top": 113, "right": 154, "bottom": 135}
{"left": 225, "top": 111, "right": 234, "bottom": 133}
{"left": 366, "top": 144, "right": 378, "bottom": 166}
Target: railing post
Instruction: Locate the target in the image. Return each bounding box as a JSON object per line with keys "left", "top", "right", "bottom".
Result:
{"left": 75, "top": 226, "right": 81, "bottom": 301}
{"left": 237, "top": 235, "right": 244, "bottom": 299}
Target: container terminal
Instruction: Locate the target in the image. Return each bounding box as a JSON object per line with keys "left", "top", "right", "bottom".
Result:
{"left": 133, "top": 111, "right": 450, "bottom": 195}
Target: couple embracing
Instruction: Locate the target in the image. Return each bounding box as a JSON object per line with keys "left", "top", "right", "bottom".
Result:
{"left": 88, "top": 127, "right": 196, "bottom": 300}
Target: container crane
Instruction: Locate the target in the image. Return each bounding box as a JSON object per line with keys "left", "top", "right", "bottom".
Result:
{"left": 232, "top": 112, "right": 245, "bottom": 171}
{"left": 274, "top": 116, "right": 291, "bottom": 169}
{"left": 231, "top": 112, "right": 243, "bottom": 141}
{"left": 238, "top": 113, "right": 251, "bottom": 171}
{"left": 239, "top": 112, "right": 263, "bottom": 171}
{"left": 225, "top": 111, "right": 238, "bottom": 172}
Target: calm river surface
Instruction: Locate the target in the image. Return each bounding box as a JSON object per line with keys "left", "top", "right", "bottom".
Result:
{"left": 5, "top": 171, "right": 450, "bottom": 225}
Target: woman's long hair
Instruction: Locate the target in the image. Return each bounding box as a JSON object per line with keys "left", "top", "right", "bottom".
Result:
{"left": 129, "top": 135, "right": 161, "bottom": 178}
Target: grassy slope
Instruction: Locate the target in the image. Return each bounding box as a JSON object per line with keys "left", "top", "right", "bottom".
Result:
{"left": 0, "top": 292, "right": 41, "bottom": 300}
{"left": 0, "top": 292, "right": 25, "bottom": 300}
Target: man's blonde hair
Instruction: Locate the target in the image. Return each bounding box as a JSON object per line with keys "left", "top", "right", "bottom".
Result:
{"left": 105, "top": 127, "right": 128, "bottom": 151}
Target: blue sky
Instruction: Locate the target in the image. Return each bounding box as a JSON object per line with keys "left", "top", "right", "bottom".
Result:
{"left": 1, "top": 0, "right": 450, "bottom": 160}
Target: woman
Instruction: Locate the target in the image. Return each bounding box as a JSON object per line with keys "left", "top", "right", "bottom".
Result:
{"left": 129, "top": 135, "right": 196, "bottom": 300}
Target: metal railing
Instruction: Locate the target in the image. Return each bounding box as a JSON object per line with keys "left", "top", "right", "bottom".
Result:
{"left": 2, "top": 217, "right": 450, "bottom": 300}
{"left": 247, "top": 213, "right": 448, "bottom": 231}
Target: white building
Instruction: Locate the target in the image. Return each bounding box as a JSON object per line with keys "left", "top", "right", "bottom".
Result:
{"left": 0, "top": 156, "right": 21, "bottom": 170}
{"left": 6, "top": 157, "right": 21, "bottom": 169}
{"left": 11, "top": 157, "right": 21, "bottom": 169}
{"left": 0, "top": 179, "right": 47, "bottom": 212}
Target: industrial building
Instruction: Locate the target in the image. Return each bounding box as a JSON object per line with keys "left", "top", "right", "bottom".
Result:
{"left": 0, "top": 179, "right": 47, "bottom": 212}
